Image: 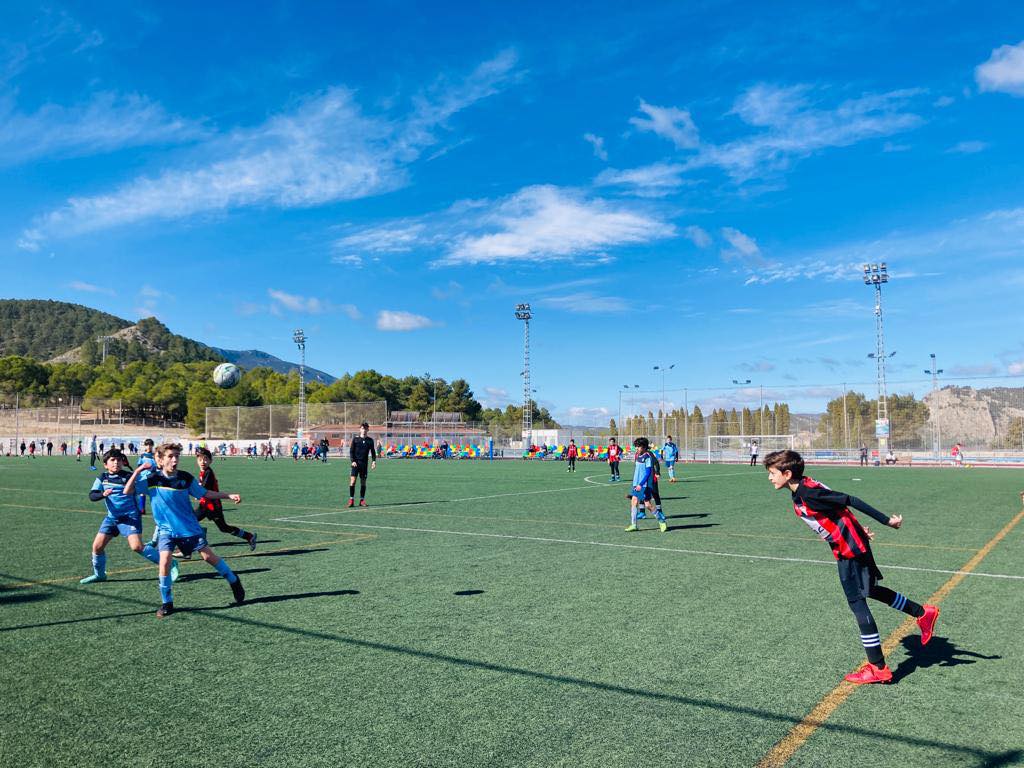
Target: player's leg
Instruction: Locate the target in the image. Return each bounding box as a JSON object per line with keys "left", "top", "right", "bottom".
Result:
{"left": 651, "top": 485, "right": 667, "bottom": 530}
{"left": 625, "top": 495, "right": 640, "bottom": 531}
{"left": 156, "top": 546, "right": 175, "bottom": 617}
{"left": 348, "top": 467, "right": 357, "bottom": 506}
{"left": 359, "top": 465, "right": 368, "bottom": 505}
{"left": 80, "top": 531, "right": 113, "bottom": 583}
{"left": 198, "top": 546, "right": 245, "bottom": 604}
{"left": 869, "top": 584, "right": 939, "bottom": 644}
{"left": 839, "top": 561, "right": 892, "bottom": 683}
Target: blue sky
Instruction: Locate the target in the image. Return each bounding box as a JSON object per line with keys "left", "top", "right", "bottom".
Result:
{"left": 2, "top": 2, "right": 1023, "bottom": 424}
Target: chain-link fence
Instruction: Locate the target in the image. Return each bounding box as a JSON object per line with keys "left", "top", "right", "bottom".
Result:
{"left": 204, "top": 401, "right": 389, "bottom": 442}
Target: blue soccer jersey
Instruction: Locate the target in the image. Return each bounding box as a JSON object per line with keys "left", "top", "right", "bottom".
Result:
{"left": 662, "top": 441, "right": 678, "bottom": 463}
{"left": 632, "top": 451, "right": 653, "bottom": 489}
{"left": 91, "top": 470, "right": 140, "bottom": 518}
{"left": 138, "top": 470, "right": 207, "bottom": 538}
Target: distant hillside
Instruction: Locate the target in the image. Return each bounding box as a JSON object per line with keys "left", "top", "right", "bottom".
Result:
{"left": 47, "top": 317, "right": 224, "bottom": 365}
{"left": 213, "top": 348, "right": 336, "bottom": 384}
{"left": 0, "top": 299, "right": 130, "bottom": 359}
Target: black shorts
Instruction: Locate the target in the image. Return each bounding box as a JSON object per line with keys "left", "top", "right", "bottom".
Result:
{"left": 837, "top": 552, "right": 883, "bottom": 601}
{"left": 350, "top": 463, "right": 368, "bottom": 479}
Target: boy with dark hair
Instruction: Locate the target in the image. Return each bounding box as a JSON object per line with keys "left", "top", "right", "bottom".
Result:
{"left": 624, "top": 437, "right": 667, "bottom": 533}
{"left": 566, "top": 439, "right": 578, "bottom": 473}
{"left": 195, "top": 447, "right": 257, "bottom": 550}
{"left": 124, "top": 443, "right": 246, "bottom": 618}
{"left": 763, "top": 449, "right": 940, "bottom": 684}
{"left": 347, "top": 422, "right": 377, "bottom": 507}
{"left": 607, "top": 438, "right": 622, "bottom": 482}
{"left": 80, "top": 450, "right": 179, "bottom": 585}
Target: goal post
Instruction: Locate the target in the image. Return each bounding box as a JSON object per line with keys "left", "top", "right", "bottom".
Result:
{"left": 703, "top": 434, "right": 795, "bottom": 464}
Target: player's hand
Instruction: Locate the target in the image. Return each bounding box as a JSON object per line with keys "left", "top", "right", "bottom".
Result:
{"left": 634, "top": 485, "right": 642, "bottom": 492}
{"left": 102, "top": 489, "right": 114, "bottom": 497}
{"left": 351, "top": 461, "right": 357, "bottom": 467}
{"left": 864, "top": 526, "right": 875, "bottom": 541}
{"left": 371, "top": 461, "right": 376, "bottom": 470}
{"left": 888, "top": 514, "right": 903, "bottom": 529}
{"left": 228, "top": 494, "right": 242, "bottom": 504}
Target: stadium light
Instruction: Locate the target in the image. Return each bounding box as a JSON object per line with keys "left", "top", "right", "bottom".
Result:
{"left": 293, "top": 329, "right": 306, "bottom": 442}
{"left": 514, "top": 304, "right": 533, "bottom": 447}
{"left": 863, "top": 262, "right": 891, "bottom": 452}
{"left": 925, "top": 353, "right": 944, "bottom": 461}
{"left": 654, "top": 364, "right": 675, "bottom": 441}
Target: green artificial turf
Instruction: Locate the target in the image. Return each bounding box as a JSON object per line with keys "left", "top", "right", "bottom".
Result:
{"left": 0, "top": 456, "right": 1021, "bottom": 767}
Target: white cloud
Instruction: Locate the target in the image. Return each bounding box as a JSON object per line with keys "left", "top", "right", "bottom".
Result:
{"left": 566, "top": 406, "right": 612, "bottom": 423}
{"left": 20, "top": 51, "right": 519, "bottom": 248}
{"left": 948, "top": 364, "right": 998, "bottom": 376}
{"left": 975, "top": 41, "right": 1024, "bottom": 97}
{"left": 594, "top": 161, "right": 690, "bottom": 196}
{"left": 537, "top": 292, "right": 628, "bottom": 314}
{"left": 629, "top": 100, "right": 699, "bottom": 149}
{"left": 376, "top": 310, "right": 437, "bottom": 331}
{"left": 69, "top": 280, "right": 113, "bottom": 295}
{"left": 720, "top": 227, "right": 761, "bottom": 262}
{"left": 431, "top": 281, "right": 463, "bottom": 301}
{"left": 946, "top": 140, "right": 989, "bottom": 154}
{"left": 440, "top": 185, "right": 675, "bottom": 265}
{"left": 333, "top": 223, "right": 425, "bottom": 254}
{"left": 933, "top": 95, "right": 955, "bottom": 108}
{"left": 0, "top": 92, "right": 204, "bottom": 167}
{"left": 267, "top": 289, "right": 359, "bottom": 319}
{"left": 882, "top": 141, "right": 911, "bottom": 153}
{"left": 583, "top": 132, "right": 608, "bottom": 160}
{"left": 684, "top": 225, "right": 712, "bottom": 248}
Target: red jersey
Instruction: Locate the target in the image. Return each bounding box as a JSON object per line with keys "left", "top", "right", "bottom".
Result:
{"left": 567, "top": 444, "right": 578, "bottom": 458}
{"left": 607, "top": 444, "right": 621, "bottom": 463}
{"left": 791, "top": 476, "right": 890, "bottom": 560}
{"left": 197, "top": 467, "right": 222, "bottom": 515}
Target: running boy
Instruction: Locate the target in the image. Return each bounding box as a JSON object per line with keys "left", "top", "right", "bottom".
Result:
{"left": 662, "top": 436, "right": 679, "bottom": 482}
{"left": 195, "top": 447, "right": 257, "bottom": 550}
{"left": 763, "top": 450, "right": 939, "bottom": 684}
{"left": 624, "top": 438, "right": 667, "bottom": 533}
{"left": 80, "top": 449, "right": 179, "bottom": 585}
{"left": 347, "top": 422, "right": 377, "bottom": 507}
{"left": 124, "top": 442, "right": 246, "bottom": 618}
{"left": 607, "top": 438, "right": 622, "bottom": 482}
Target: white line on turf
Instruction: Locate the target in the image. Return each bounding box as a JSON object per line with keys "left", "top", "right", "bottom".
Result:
{"left": 269, "top": 517, "right": 1024, "bottom": 582}
{"left": 582, "top": 469, "right": 760, "bottom": 486}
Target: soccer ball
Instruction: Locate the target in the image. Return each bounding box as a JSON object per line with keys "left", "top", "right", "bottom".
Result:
{"left": 213, "top": 363, "right": 241, "bottom": 389}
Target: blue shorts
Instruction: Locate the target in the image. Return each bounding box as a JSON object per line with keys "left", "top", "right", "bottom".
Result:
{"left": 99, "top": 513, "right": 143, "bottom": 538}
{"left": 630, "top": 486, "right": 653, "bottom": 502}
{"left": 157, "top": 533, "right": 208, "bottom": 556}
{"left": 664, "top": 460, "right": 675, "bottom": 468}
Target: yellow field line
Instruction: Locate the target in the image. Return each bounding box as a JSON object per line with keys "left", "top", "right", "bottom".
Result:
{"left": 756, "top": 505, "right": 1024, "bottom": 768}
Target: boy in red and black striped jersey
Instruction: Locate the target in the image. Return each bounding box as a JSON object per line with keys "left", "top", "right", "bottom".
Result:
{"left": 764, "top": 449, "right": 939, "bottom": 685}
{"left": 195, "top": 448, "right": 257, "bottom": 551}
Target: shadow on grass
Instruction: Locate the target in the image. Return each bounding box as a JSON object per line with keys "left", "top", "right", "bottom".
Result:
{"left": 247, "top": 548, "right": 330, "bottom": 558}
{"left": 191, "top": 589, "right": 360, "bottom": 609}
{"left": 454, "top": 590, "right": 484, "bottom": 596}
{"left": 0, "top": 591, "right": 50, "bottom": 606}
{"left": 177, "top": 567, "right": 271, "bottom": 583}
{"left": 209, "top": 539, "right": 282, "bottom": 548}
{"left": 664, "top": 512, "right": 705, "bottom": 519}
{"left": 666, "top": 523, "right": 720, "bottom": 532}
{"left": 892, "top": 635, "right": 1002, "bottom": 683}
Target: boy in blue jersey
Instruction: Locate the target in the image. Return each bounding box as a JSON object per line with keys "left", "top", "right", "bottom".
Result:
{"left": 662, "top": 436, "right": 679, "bottom": 482}
{"left": 624, "top": 438, "right": 667, "bottom": 533}
{"left": 80, "top": 450, "right": 179, "bottom": 585}
{"left": 124, "top": 442, "right": 246, "bottom": 618}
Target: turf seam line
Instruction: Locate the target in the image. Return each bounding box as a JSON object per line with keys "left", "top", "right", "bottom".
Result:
{"left": 755, "top": 505, "right": 1024, "bottom": 768}
{"left": 270, "top": 517, "right": 1024, "bottom": 581}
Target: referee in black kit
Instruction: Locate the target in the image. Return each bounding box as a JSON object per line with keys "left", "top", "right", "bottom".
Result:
{"left": 347, "top": 422, "right": 377, "bottom": 507}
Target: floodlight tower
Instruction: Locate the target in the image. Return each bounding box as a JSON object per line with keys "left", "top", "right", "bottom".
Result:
{"left": 863, "top": 263, "right": 890, "bottom": 452}
{"left": 925, "top": 353, "right": 943, "bottom": 461}
{"left": 292, "top": 329, "right": 306, "bottom": 442}
{"left": 514, "top": 304, "right": 533, "bottom": 447}
{"left": 654, "top": 364, "right": 675, "bottom": 441}
{"left": 96, "top": 335, "right": 115, "bottom": 363}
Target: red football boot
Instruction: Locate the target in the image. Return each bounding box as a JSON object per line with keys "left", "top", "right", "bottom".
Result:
{"left": 844, "top": 662, "right": 893, "bottom": 685}
{"left": 917, "top": 604, "right": 940, "bottom": 646}
{"left": 346, "top": 498, "right": 354, "bottom": 508}
{"left": 359, "top": 499, "right": 368, "bottom": 507}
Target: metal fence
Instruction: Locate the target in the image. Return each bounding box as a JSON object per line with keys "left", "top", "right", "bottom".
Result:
{"left": 204, "top": 401, "right": 389, "bottom": 442}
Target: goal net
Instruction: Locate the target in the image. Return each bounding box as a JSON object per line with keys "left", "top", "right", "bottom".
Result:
{"left": 703, "top": 434, "right": 795, "bottom": 464}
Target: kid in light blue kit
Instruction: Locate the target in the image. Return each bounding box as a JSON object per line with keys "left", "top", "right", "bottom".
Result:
{"left": 624, "top": 437, "right": 667, "bottom": 533}
{"left": 80, "top": 449, "right": 179, "bottom": 585}
{"left": 662, "top": 436, "right": 679, "bottom": 483}
{"left": 124, "top": 442, "right": 247, "bottom": 618}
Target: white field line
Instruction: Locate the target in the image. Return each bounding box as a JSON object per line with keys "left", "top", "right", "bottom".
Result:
{"left": 269, "top": 517, "right": 1024, "bottom": 582}
{"left": 583, "top": 469, "right": 761, "bottom": 486}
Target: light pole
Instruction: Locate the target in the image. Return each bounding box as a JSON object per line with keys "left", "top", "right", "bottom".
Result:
{"left": 653, "top": 364, "right": 675, "bottom": 442}
{"left": 619, "top": 384, "right": 639, "bottom": 445}
{"left": 864, "top": 263, "right": 890, "bottom": 452}
{"left": 732, "top": 379, "right": 751, "bottom": 436}
{"left": 514, "top": 304, "right": 533, "bottom": 448}
{"left": 924, "top": 353, "right": 943, "bottom": 461}
{"left": 292, "top": 329, "right": 306, "bottom": 443}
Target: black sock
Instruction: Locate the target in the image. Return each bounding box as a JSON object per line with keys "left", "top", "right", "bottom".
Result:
{"left": 851, "top": 598, "right": 886, "bottom": 667}
{"left": 870, "top": 585, "right": 925, "bottom": 618}
{"left": 360, "top": 482, "right": 367, "bottom": 499}
{"left": 349, "top": 486, "right": 355, "bottom": 499}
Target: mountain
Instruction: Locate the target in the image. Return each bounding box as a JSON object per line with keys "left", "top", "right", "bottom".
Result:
{"left": 1, "top": 299, "right": 334, "bottom": 380}
{"left": 213, "top": 348, "right": 336, "bottom": 383}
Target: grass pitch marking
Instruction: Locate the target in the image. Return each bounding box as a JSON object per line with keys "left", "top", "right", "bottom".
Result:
{"left": 271, "top": 517, "right": 1024, "bottom": 582}
{"left": 755, "top": 504, "right": 1024, "bottom": 768}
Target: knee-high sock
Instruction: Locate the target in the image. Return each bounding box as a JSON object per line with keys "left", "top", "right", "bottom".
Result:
{"left": 92, "top": 553, "right": 107, "bottom": 578}
{"left": 850, "top": 597, "right": 885, "bottom": 667}
{"left": 159, "top": 574, "right": 173, "bottom": 604}
{"left": 631, "top": 505, "right": 639, "bottom": 525}
{"left": 213, "top": 558, "right": 238, "bottom": 584}
{"left": 360, "top": 481, "right": 367, "bottom": 499}
{"left": 349, "top": 483, "right": 355, "bottom": 498}
{"left": 870, "top": 585, "right": 925, "bottom": 618}
{"left": 139, "top": 544, "right": 160, "bottom": 564}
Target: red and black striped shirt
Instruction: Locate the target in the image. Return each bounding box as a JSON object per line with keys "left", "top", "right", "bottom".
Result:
{"left": 791, "top": 476, "right": 890, "bottom": 560}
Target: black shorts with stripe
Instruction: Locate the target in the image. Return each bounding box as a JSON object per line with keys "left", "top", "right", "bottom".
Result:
{"left": 837, "top": 551, "right": 883, "bottom": 601}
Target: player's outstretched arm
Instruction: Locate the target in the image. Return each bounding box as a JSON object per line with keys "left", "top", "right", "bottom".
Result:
{"left": 205, "top": 490, "right": 242, "bottom": 504}
{"left": 887, "top": 514, "right": 903, "bottom": 529}
{"left": 122, "top": 465, "right": 147, "bottom": 495}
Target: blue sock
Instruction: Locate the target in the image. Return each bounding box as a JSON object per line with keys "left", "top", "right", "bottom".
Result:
{"left": 236, "top": 529, "right": 249, "bottom": 540}
{"left": 159, "top": 575, "right": 173, "bottom": 604}
{"left": 92, "top": 553, "right": 107, "bottom": 578}
{"left": 139, "top": 544, "right": 160, "bottom": 564}
{"left": 213, "top": 558, "right": 238, "bottom": 584}
{"left": 656, "top": 509, "right": 666, "bottom": 522}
